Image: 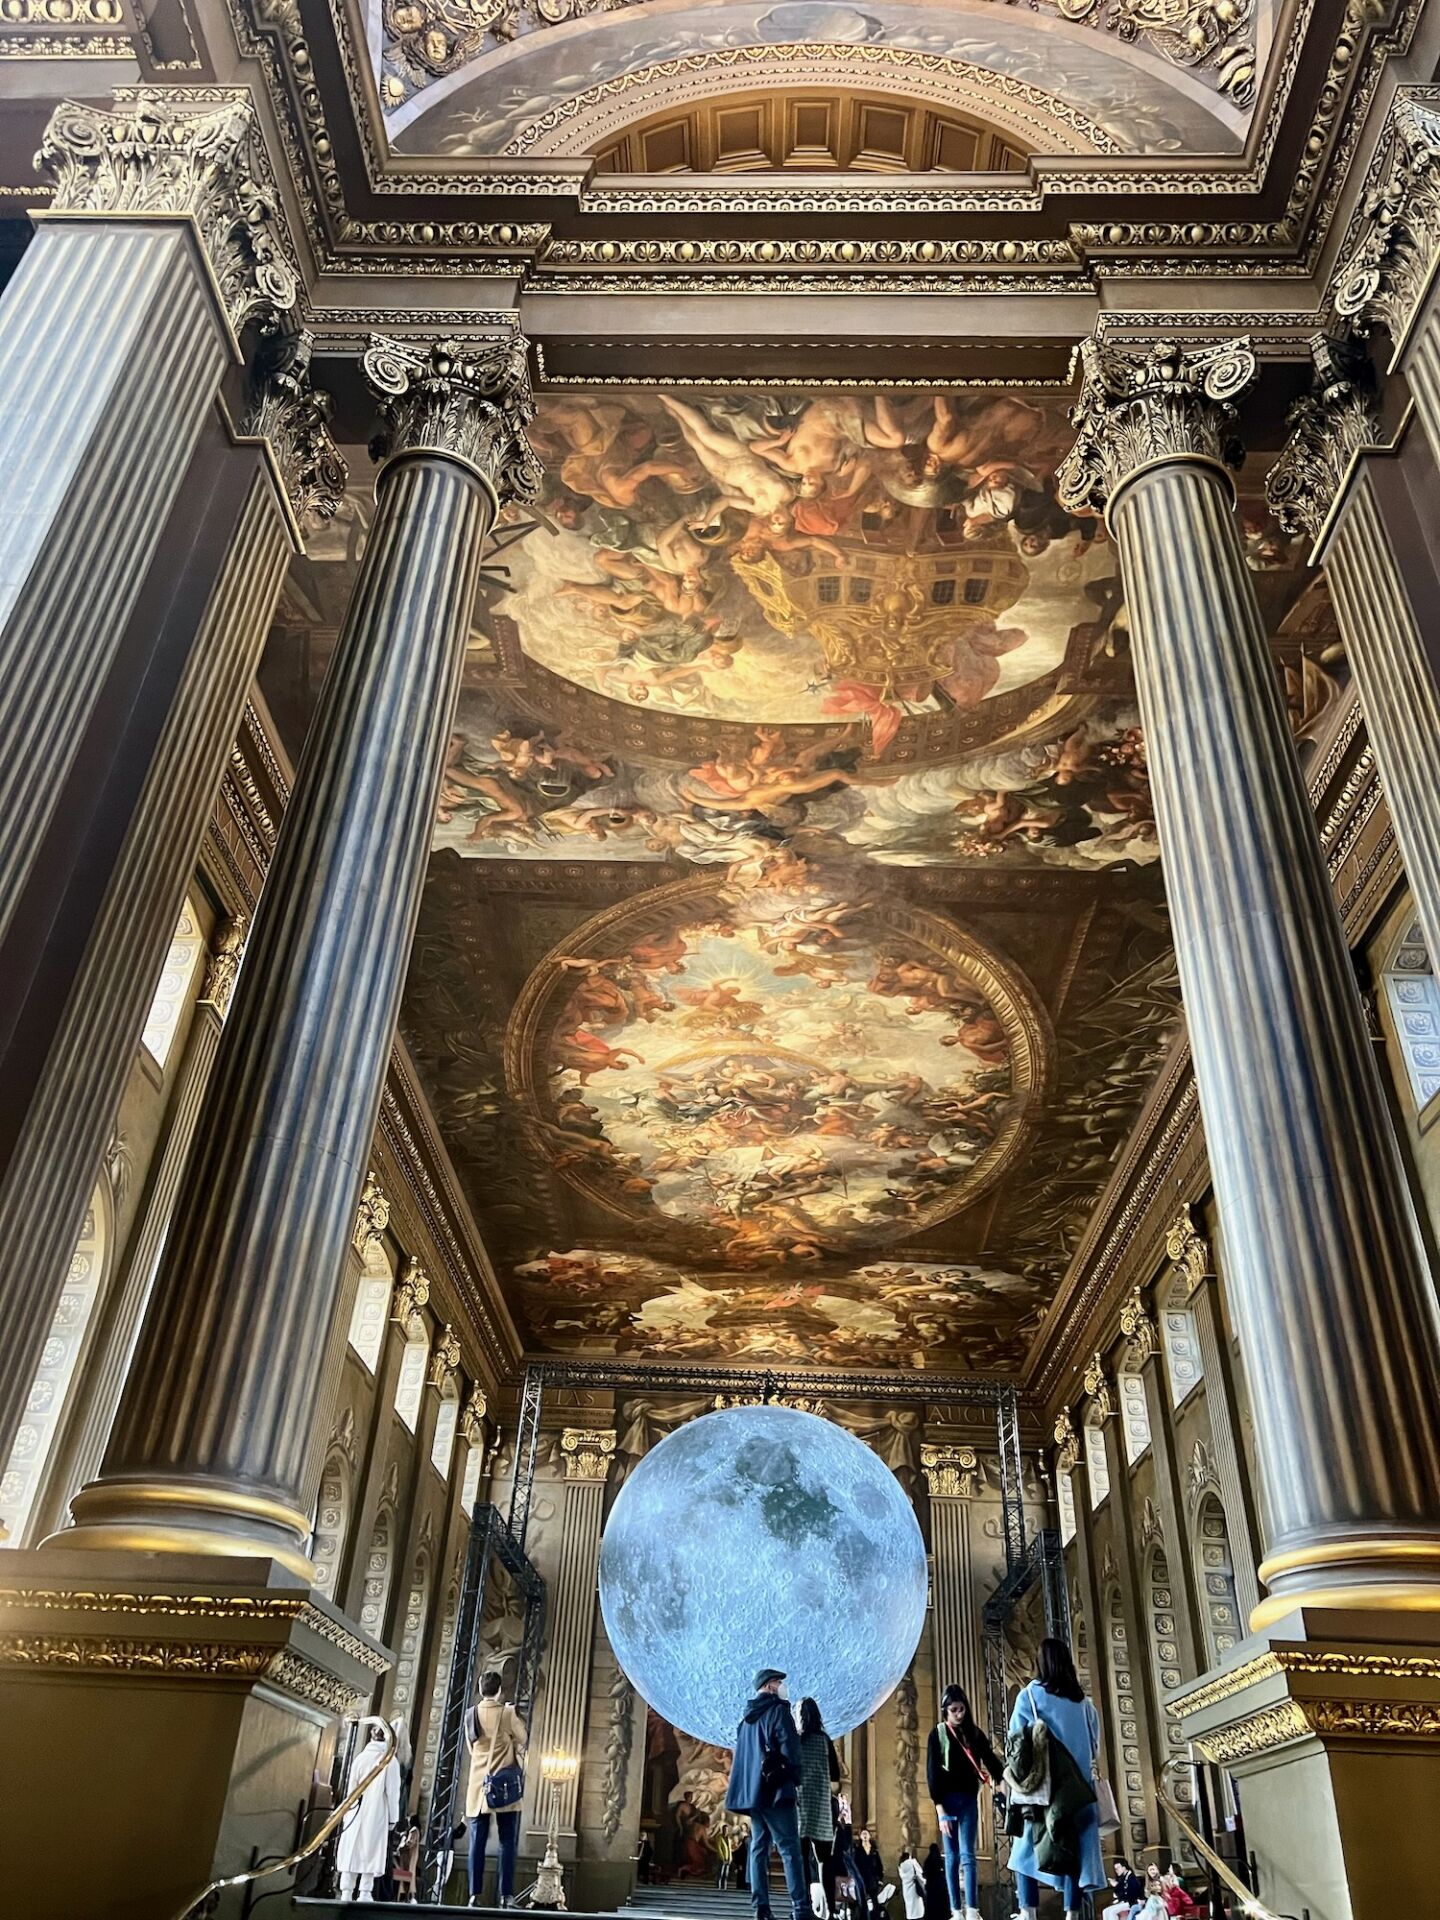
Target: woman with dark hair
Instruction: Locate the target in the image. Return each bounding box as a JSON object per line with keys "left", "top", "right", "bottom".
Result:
{"left": 921, "top": 1843, "right": 949, "bottom": 1920}
{"left": 1005, "top": 1639, "right": 1105, "bottom": 1920}
{"left": 925, "top": 1683, "right": 1002, "bottom": 1920}
{"left": 796, "top": 1696, "right": 844, "bottom": 1915}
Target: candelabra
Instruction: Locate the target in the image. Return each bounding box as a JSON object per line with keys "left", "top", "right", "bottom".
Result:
{"left": 520, "top": 1751, "right": 579, "bottom": 1910}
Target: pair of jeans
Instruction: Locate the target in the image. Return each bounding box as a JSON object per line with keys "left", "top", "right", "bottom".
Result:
{"left": 469, "top": 1806, "right": 520, "bottom": 1902}
{"left": 749, "top": 1800, "right": 811, "bottom": 1920}
{"left": 937, "top": 1790, "right": 979, "bottom": 1910}
{"left": 1016, "top": 1869, "right": 1081, "bottom": 1914}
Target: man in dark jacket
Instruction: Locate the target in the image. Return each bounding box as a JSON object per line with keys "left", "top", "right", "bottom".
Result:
{"left": 725, "top": 1667, "right": 810, "bottom": 1920}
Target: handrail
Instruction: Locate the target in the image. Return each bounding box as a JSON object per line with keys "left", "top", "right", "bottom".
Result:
{"left": 171, "top": 1717, "right": 397, "bottom": 1920}
{"left": 1155, "top": 1765, "right": 1280, "bottom": 1920}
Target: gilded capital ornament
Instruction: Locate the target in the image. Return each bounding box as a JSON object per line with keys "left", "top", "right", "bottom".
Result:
{"left": 1265, "top": 334, "right": 1383, "bottom": 543}
{"left": 351, "top": 1169, "right": 390, "bottom": 1258}
{"left": 36, "top": 88, "right": 297, "bottom": 341}
{"left": 244, "top": 326, "right": 347, "bottom": 531}
{"left": 392, "top": 1254, "right": 429, "bottom": 1331}
{"left": 1056, "top": 336, "right": 1257, "bottom": 516}
{"left": 460, "top": 1383, "right": 489, "bottom": 1444}
{"left": 1053, "top": 1407, "right": 1081, "bottom": 1475}
{"left": 920, "top": 1442, "right": 980, "bottom": 1499}
{"left": 561, "top": 1427, "right": 617, "bottom": 1481}
{"left": 363, "top": 333, "right": 543, "bottom": 504}
{"left": 1165, "top": 1204, "right": 1212, "bottom": 1296}
{"left": 1118, "top": 1286, "right": 1159, "bottom": 1369}
{"left": 198, "top": 914, "right": 246, "bottom": 1018}
{"left": 429, "top": 1322, "right": 461, "bottom": 1393}
{"left": 1082, "top": 1351, "right": 1115, "bottom": 1422}
{"left": 1334, "top": 89, "right": 1440, "bottom": 346}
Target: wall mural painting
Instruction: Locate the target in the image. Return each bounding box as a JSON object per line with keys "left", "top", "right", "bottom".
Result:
{"left": 348, "top": 382, "right": 1330, "bottom": 1373}
{"left": 514, "top": 1248, "right": 1048, "bottom": 1371}
{"left": 508, "top": 874, "right": 1052, "bottom": 1266}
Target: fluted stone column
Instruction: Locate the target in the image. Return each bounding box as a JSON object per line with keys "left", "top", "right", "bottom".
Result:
{"left": 1058, "top": 336, "right": 1440, "bottom": 1630}
{"left": 0, "top": 88, "right": 295, "bottom": 953}
{"left": 1335, "top": 89, "right": 1440, "bottom": 466}
{"left": 60, "top": 333, "right": 541, "bottom": 1578}
{"left": 1266, "top": 334, "right": 1440, "bottom": 972}
{"left": 531, "top": 1429, "right": 616, "bottom": 1838}
{"left": 921, "top": 1444, "right": 984, "bottom": 1716}
{"left": 0, "top": 329, "right": 343, "bottom": 1475}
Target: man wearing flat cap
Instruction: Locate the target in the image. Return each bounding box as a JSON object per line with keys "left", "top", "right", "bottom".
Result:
{"left": 726, "top": 1667, "right": 809, "bottom": 1920}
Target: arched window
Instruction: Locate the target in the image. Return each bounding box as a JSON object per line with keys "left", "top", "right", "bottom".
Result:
{"left": 394, "top": 1323, "right": 430, "bottom": 1432}
{"left": 1104, "top": 1586, "right": 1148, "bottom": 1857}
{"left": 348, "top": 1239, "right": 394, "bottom": 1373}
{"left": 1, "top": 1177, "right": 112, "bottom": 1547}
{"left": 140, "top": 895, "right": 206, "bottom": 1072}
{"left": 1194, "top": 1492, "right": 1242, "bottom": 1666}
{"left": 389, "top": 1520, "right": 434, "bottom": 1725}
{"left": 311, "top": 1445, "right": 353, "bottom": 1599}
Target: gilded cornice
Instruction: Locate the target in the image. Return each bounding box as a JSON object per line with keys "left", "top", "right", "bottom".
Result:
{"left": 1265, "top": 332, "right": 1384, "bottom": 543}
{"left": 1332, "top": 86, "right": 1440, "bottom": 350}
{"left": 242, "top": 325, "right": 348, "bottom": 534}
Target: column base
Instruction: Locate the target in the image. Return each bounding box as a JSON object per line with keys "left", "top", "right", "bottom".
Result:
{"left": 61, "top": 1473, "right": 318, "bottom": 1581}
{"left": 1172, "top": 1607, "right": 1440, "bottom": 1920}
{"left": 0, "top": 1546, "right": 389, "bottom": 1920}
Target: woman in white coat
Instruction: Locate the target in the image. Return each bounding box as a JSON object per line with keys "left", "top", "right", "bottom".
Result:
{"left": 336, "top": 1717, "right": 401, "bottom": 1902}
{"left": 900, "top": 1849, "right": 927, "bottom": 1920}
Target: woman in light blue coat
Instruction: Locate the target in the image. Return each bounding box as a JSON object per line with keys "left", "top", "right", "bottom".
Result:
{"left": 1006, "top": 1639, "right": 1106, "bottom": 1920}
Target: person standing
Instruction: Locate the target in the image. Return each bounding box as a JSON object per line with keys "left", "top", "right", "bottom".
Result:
{"left": 796, "top": 1695, "right": 843, "bottom": 1915}
{"left": 1006, "top": 1639, "right": 1104, "bottom": 1920}
{"left": 926, "top": 1682, "right": 1002, "bottom": 1920}
{"left": 853, "top": 1827, "right": 885, "bottom": 1919}
{"left": 725, "top": 1666, "right": 810, "bottom": 1920}
{"left": 335, "top": 1718, "right": 401, "bottom": 1903}
{"left": 921, "top": 1843, "right": 949, "bottom": 1920}
{"left": 715, "top": 1821, "right": 735, "bottom": 1890}
{"left": 899, "top": 1849, "right": 926, "bottom": 1920}
{"left": 465, "top": 1671, "right": 527, "bottom": 1908}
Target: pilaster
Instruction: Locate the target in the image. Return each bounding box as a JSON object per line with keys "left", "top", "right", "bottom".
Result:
{"left": 921, "top": 1443, "right": 983, "bottom": 1720}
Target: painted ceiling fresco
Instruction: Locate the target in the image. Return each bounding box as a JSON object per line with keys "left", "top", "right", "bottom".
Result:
{"left": 262, "top": 382, "right": 1341, "bottom": 1374}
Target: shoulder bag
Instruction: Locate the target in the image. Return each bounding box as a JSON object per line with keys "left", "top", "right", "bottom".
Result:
{"left": 1090, "top": 1704, "right": 1120, "bottom": 1835}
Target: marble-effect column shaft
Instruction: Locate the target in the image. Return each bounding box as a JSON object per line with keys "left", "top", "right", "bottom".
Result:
{"left": 62, "top": 332, "right": 539, "bottom": 1576}
{"left": 1110, "top": 452, "right": 1440, "bottom": 1621}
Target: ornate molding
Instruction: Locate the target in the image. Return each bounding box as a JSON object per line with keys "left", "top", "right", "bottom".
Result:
{"left": 243, "top": 325, "right": 347, "bottom": 531}
{"left": 1193, "top": 1698, "right": 1313, "bottom": 1761}
{"left": 1056, "top": 336, "right": 1258, "bottom": 515}
{"left": 352, "top": 1169, "right": 391, "bottom": 1259}
{"left": 1187, "top": 1438, "right": 1221, "bottom": 1503}
{"left": 460, "top": 1382, "right": 489, "bottom": 1444}
{"left": 1174, "top": 1646, "right": 1440, "bottom": 1718}
{"left": 560, "top": 1427, "right": 617, "bottom": 1482}
{"left": 1333, "top": 88, "right": 1440, "bottom": 346}
{"left": 920, "top": 1442, "right": 981, "bottom": 1500}
{"left": 1056, "top": 0, "right": 1256, "bottom": 104}
{"left": 1165, "top": 1204, "right": 1213, "bottom": 1297}
{"left": 1265, "top": 332, "right": 1384, "bottom": 542}
{"left": 35, "top": 88, "right": 297, "bottom": 341}
{"left": 429, "top": 1322, "right": 461, "bottom": 1393}
{"left": 392, "top": 1254, "right": 429, "bottom": 1331}
{"left": 1082, "top": 1352, "right": 1116, "bottom": 1422}
{"left": 1054, "top": 1408, "right": 1081, "bottom": 1476}
{"left": 265, "top": 1643, "right": 371, "bottom": 1714}
{"left": 362, "top": 333, "right": 542, "bottom": 503}
{"left": 198, "top": 913, "right": 247, "bottom": 1019}
{"left": 600, "top": 1664, "right": 635, "bottom": 1842}
{"left": 1192, "top": 1695, "right": 1440, "bottom": 1762}
{"left": 1118, "top": 1287, "right": 1160, "bottom": 1369}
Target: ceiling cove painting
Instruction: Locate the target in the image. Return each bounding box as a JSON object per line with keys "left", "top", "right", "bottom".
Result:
{"left": 261, "top": 381, "right": 1340, "bottom": 1373}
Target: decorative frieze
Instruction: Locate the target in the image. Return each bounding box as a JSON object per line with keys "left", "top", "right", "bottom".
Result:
{"left": 362, "top": 333, "right": 542, "bottom": 503}
{"left": 1056, "top": 337, "right": 1257, "bottom": 515}
{"left": 920, "top": 1443, "right": 980, "bottom": 1500}
{"left": 1265, "top": 333, "right": 1384, "bottom": 543}
{"left": 35, "top": 88, "right": 297, "bottom": 341}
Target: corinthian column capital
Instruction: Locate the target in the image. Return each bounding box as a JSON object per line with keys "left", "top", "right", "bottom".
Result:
{"left": 1265, "top": 334, "right": 1384, "bottom": 543}
{"left": 362, "top": 332, "right": 543, "bottom": 504}
{"left": 1056, "top": 336, "right": 1258, "bottom": 515}
{"left": 244, "top": 326, "right": 347, "bottom": 532}
{"left": 35, "top": 87, "right": 297, "bottom": 343}
{"left": 1334, "top": 88, "right": 1440, "bottom": 347}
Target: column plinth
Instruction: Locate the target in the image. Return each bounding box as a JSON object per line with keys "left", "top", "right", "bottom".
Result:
{"left": 60, "top": 332, "right": 540, "bottom": 1577}
{"left": 1058, "top": 335, "right": 1440, "bottom": 1629}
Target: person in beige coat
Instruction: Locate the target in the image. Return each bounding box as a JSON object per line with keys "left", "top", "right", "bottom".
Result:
{"left": 467, "top": 1671, "right": 528, "bottom": 1907}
